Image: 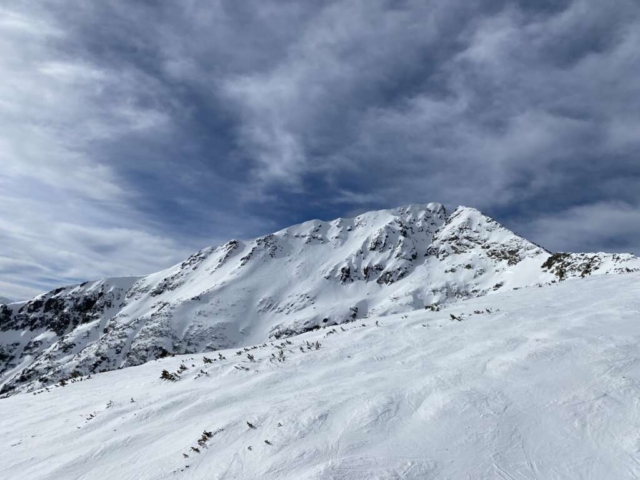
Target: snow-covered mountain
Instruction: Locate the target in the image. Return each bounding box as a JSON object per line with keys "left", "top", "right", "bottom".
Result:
{"left": 0, "top": 296, "right": 12, "bottom": 305}
{"left": 1, "top": 203, "right": 639, "bottom": 395}
{"left": 2, "top": 272, "right": 640, "bottom": 479}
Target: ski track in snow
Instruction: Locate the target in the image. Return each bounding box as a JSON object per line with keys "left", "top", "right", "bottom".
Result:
{"left": 2, "top": 273, "right": 640, "bottom": 479}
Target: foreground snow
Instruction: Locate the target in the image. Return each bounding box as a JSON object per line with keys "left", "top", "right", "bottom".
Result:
{"left": 2, "top": 273, "right": 640, "bottom": 479}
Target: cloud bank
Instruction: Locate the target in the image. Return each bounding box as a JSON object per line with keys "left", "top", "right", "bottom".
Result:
{"left": 1, "top": 0, "right": 639, "bottom": 298}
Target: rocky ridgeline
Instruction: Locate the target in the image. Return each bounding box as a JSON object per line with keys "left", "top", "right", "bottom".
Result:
{"left": 1, "top": 203, "right": 639, "bottom": 395}
{"left": 541, "top": 252, "right": 639, "bottom": 280}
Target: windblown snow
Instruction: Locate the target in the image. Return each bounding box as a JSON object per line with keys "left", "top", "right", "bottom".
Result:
{"left": 1, "top": 203, "right": 639, "bottom": 395}
{"left": 2, "top": 272, "right": 640, "bottom": 479}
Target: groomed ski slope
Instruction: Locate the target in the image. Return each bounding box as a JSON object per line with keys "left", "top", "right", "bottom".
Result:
{"left": 2, "top": 272, "right": 640, "bottom": 479}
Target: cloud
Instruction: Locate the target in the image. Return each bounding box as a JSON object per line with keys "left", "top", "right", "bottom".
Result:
{"left": 215, "top": 0, "right": 640, "bottom": 213}
{"left": 0, "top": 178, "right": 195, "bottom": 298}
{"left": 0, "top": 2, "right": 273, "bottom": 298}
{"left": 1, "top": 0, "right": 640, "bottom": 298}
{"left": 518, "top": 202, "right": 640, "bottom": 255}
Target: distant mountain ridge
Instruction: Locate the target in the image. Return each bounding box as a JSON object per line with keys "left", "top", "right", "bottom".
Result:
{"left": 1, "top": 203, "right": 639, "bottom": 395}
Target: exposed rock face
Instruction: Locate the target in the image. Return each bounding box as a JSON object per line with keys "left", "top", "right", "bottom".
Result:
{"left": 0, "top": 279, "right": 137, "bottom": 394}
{"left": 2, "top": 203, "right": 639, "bottom": 395}
{"left": 541, "top": 252, "right": 639, "bottom": 280}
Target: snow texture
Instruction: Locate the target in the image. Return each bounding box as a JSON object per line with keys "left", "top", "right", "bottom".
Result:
{"left": 2, "top": 272, "right": 640, "bottom": 479}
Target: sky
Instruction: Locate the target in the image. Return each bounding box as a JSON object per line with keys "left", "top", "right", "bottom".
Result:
{"left": 1, "top": 0, "right": 639, "bottom": 300}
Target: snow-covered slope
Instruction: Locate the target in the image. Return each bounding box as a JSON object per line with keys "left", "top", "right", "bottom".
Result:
{"left": 2, "top": 272, "right": 640, "bottom": 479}
{"left": 0, "top": 296, "right": 12, "bottom": 305}
{"left": 1, "top": 203, "right": 639, "bottom": 395}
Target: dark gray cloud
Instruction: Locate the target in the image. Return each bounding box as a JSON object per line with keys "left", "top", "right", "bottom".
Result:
{"left": 1, "top": 0, "right": 639, "bottom": 298}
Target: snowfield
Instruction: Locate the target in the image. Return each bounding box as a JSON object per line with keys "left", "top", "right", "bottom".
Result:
{"left": 2, "top": 272, "right": 640, "bottom": 479}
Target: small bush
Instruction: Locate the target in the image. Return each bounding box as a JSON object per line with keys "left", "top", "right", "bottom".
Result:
{"left": 160, "top": 369, "right": 178, "bottom": 381}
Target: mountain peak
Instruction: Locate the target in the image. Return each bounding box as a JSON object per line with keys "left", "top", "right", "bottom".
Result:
{"left": 1, "top": 202, "right": 639, "bottom": 395}
{"left": 429, "top": 205, "right": 549, "bottom": 263}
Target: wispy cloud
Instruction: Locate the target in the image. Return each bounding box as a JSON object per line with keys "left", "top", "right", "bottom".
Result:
{"left": 1, "top": 0, "right": 639, "bottom": 298}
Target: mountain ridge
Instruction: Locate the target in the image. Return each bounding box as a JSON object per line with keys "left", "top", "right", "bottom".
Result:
{"left": 1, "top": 203, "right": 639, "bottom": 395}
